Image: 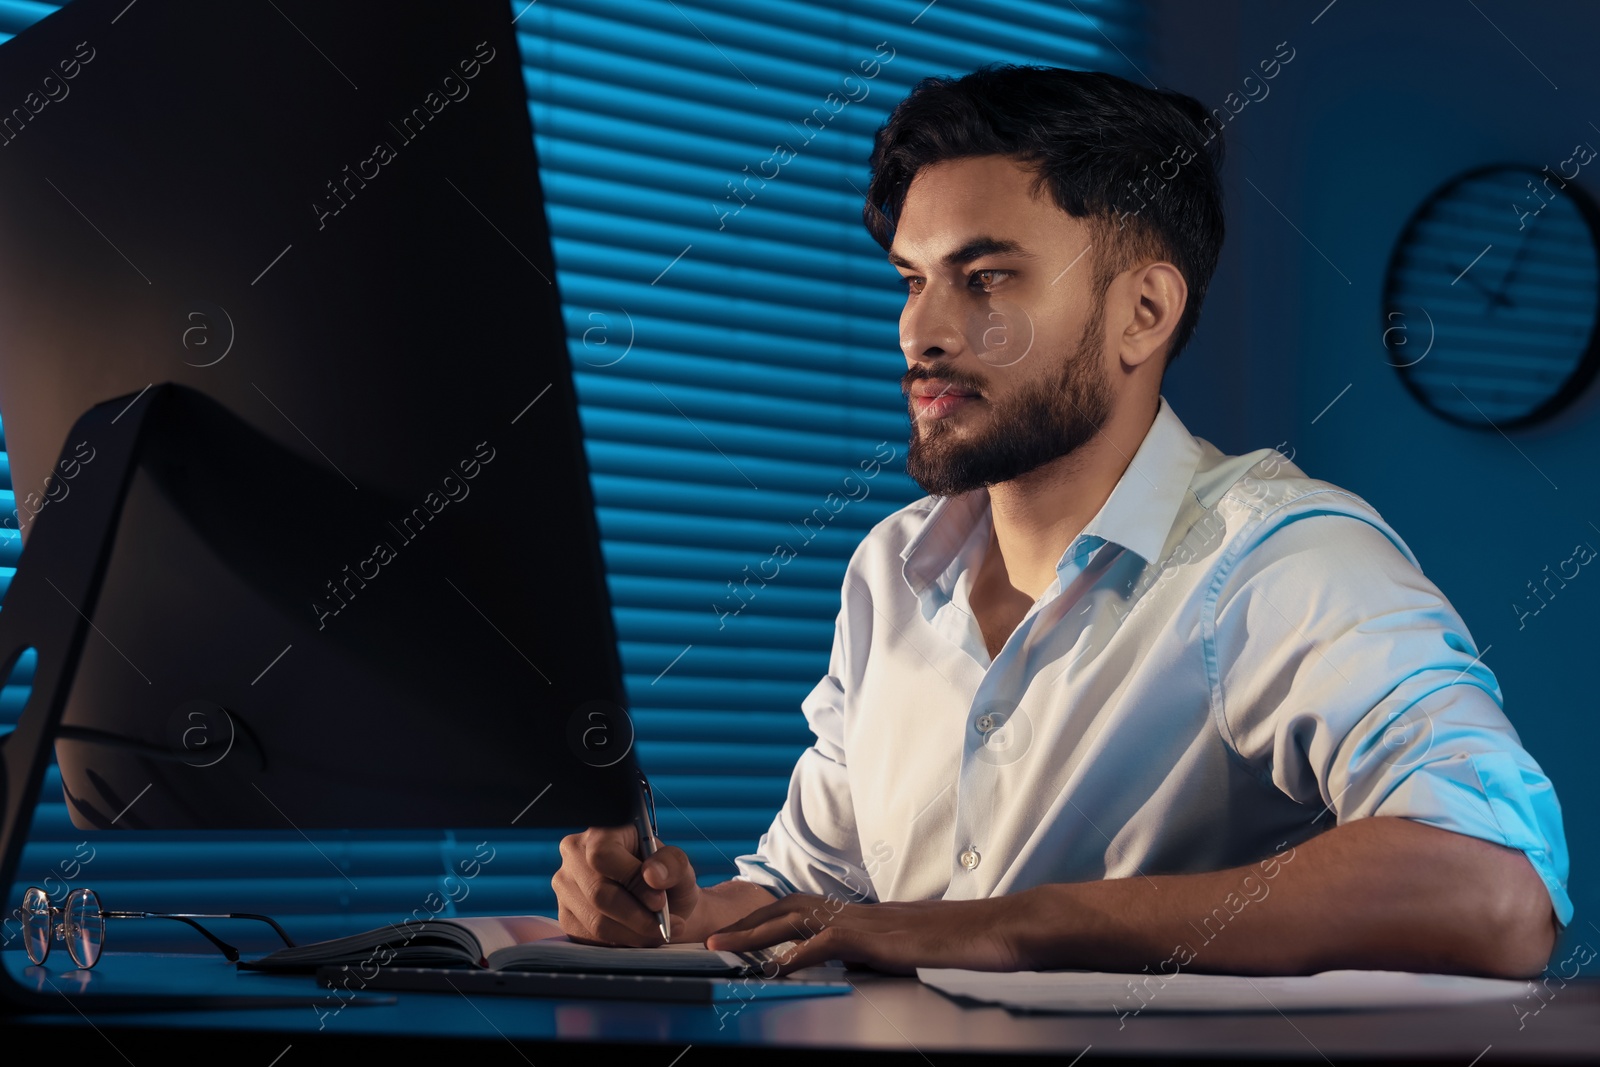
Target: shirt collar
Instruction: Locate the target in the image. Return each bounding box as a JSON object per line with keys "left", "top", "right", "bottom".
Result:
{"left": 901, "top": 396, "right": 1203, "bottom": 597}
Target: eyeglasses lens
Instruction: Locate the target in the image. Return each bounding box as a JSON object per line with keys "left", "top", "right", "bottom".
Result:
{"left": 63, "top": 888, "right": 103, "bottom": 969}
{"left": 20, "top": 886, "right": 51, "bottom": 965}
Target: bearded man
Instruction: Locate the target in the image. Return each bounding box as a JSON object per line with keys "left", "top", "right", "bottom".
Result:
{"left": 553, "top": 65, "right": 1569, "bottom": 979}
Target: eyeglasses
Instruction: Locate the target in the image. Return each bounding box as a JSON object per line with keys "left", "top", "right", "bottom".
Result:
{"left": 13, "top": 886, "right": 296, "bottom": 969}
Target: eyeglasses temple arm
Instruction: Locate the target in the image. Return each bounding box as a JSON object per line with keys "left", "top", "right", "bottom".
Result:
{"left": 105, "top": 912, "right": 240, "bottom": 962}
{"left": 105, "top": 911, "right": 296, "bottom": 949}
{"left": 228, "top": 913, "right": 296, "bottom": 947}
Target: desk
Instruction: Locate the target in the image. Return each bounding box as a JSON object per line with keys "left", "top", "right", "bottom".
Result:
{"left": 8, "top": 952, "right": 1600, "bottom": 1064}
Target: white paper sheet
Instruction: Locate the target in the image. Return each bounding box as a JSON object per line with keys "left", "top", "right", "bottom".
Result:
{"left": 917, "top": 967, "right": 1535, "bottom": 1014}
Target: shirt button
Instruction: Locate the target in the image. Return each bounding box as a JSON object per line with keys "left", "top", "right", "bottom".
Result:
{"left": 975, "top": 714, "right": 994, "bottom": 734}
{"left": 959, "top": 848, "right": 981, "bottom": 871}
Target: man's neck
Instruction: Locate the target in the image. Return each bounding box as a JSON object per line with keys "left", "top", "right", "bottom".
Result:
{"left": 982, "top": 396, "right": 1161, "bottom": 599}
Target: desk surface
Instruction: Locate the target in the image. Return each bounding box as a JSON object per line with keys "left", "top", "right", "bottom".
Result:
{"left": 7, "top": 952, "right": 1599, "bottom": 1064}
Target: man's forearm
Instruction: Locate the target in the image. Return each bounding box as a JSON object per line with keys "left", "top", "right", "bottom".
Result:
{"left": 682, "top": 879, "right": 778, "bottom": 943}
{"left": 1014, "top": 816, "right": 1558, "bottom": 978}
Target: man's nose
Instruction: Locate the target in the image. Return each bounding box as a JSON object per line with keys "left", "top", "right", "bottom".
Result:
{"left": 900, "top": 287, "right": 966, "bottom": 364}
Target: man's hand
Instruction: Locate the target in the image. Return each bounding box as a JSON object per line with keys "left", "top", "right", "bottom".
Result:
{"left": 553, "top": 825, "right": 699, "bottom": 945}
{"left": 706, "top": 895, "right": 1027, "bottom": 976}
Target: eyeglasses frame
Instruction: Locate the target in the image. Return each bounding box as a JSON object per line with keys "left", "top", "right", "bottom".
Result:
{"left": 13, "top": 885, "right": 295, "bottom": 968}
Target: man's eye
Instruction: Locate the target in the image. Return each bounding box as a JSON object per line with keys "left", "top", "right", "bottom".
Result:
{"left": 901, "top": 276, "right": 925, "bottom": 295}
{"left": 970, "top": 270, "right": 1010, "bottom": 291}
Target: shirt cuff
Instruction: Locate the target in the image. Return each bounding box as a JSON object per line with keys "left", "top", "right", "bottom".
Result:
{"left": 732, "top": 856, "right": 802, "bottom": 900}
{"left": 1372, "top": 750, "right": 1573, "bottom": 927}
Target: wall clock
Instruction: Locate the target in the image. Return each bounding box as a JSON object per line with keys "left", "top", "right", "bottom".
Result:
{"left": 1382, "top": 162, "right": 1600, "bottom": 430}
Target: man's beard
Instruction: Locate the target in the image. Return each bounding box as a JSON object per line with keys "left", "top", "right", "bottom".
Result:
{"left": 904, "top": 293, "right": 1113, "bottom": 497}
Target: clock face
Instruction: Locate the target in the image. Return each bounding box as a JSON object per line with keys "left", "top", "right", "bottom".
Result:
{"left": 1383, "top": 163, "right": 1600, "bottom": 429}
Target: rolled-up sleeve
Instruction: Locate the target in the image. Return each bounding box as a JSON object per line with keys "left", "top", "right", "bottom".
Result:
{"left": 733, "top": 601, "right": 875, "bottom": 902}
{"left": 1210, "top": 505, "right": 1573, "bottom": 926}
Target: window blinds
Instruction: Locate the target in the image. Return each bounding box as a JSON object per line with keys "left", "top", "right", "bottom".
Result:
{"left": 0, "top": 0, "right": 1142, "bottom": 950}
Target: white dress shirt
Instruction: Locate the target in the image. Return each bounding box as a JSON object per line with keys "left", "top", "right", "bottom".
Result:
{"left": 733, "top": 397, "right": 1572, "bottom": 926}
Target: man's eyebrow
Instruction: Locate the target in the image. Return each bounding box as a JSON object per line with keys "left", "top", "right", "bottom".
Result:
{"left": 887, "top": 237, "right": 1037, "bottom": 271}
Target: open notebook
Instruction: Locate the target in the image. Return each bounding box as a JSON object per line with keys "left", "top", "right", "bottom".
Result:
{"left": 240, "top": 915, "right": 791, "bottom": 977}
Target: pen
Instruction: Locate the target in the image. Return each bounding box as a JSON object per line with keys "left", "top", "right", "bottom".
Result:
{"left": 633, "top": 770, "right": 670, "bottom": 942}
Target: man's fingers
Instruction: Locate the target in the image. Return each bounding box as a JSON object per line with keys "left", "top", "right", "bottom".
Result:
{"left": 556, "top": 856, "right": 668, "bottom": 944}
{"left": 588, "top": 878, "right": 668, "bottom": 943}
{"left": 713, "top": 922, "right": 854, "bottom": 977}
{"left": 582, "top": 833, "right": 677, "bottom": 913}
{"left": 706, "top": 917, "right": 809, "bottom": 952}
{"left": 707, "top": 898, "right": 832, "bottom": 952}
{"left": 635, "top": 846, "right": 698, "bottom": 912}
{"left": 637, "top": 845, "right": 691, "bottom": 888}
{"left": 706, "top": 897, "right": 794, "bottom": 938}
{"left": 756, "top": 936, "right": 835, "bottom": 977}
{"left": 584, "top": 835, "right": 647, "bottom": 884}
{"left": 702, "top": 895, "right": 905, "bottom": 975}
{"left": 561, "top": 880, "right": 666, "bottom": 946}
{"left": 560, "top": 824, "right": 638, "bottom": 865}
{"left": 553, "top": 825, "right": 694, "bottom": 944}
{"left": 573, "top": 909, "right": 664, "bottom": 947}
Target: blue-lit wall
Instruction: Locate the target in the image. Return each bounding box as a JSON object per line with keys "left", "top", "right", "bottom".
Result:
{"left": 1151, "top": 0, "right": 1600, "bottom": 958}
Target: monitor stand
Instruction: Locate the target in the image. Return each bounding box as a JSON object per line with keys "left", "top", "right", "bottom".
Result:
{"left": 0, "top": 385, "right": 379, "bottom": 1013}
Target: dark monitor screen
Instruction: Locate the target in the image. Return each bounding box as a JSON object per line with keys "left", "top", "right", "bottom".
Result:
{"left": 0, "top": 0, "right": 636, "bottom": 829}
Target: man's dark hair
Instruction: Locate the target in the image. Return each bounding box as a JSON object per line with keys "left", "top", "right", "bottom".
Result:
{"left": 863, "top": 65, "right": 1225, "bottom": 365}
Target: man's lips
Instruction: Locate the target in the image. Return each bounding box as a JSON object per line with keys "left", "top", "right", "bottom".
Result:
{"left": 907, "top": 379, "right": 981, "bottom": 399}
{"left": 908, "top": 379, "right": 982, "bottom": 420}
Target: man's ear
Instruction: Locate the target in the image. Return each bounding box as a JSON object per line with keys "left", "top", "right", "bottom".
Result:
{"left": 1119, "top": 261, "right": 1187, "bottom": 370}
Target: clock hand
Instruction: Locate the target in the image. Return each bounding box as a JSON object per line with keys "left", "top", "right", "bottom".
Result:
{"left": 1487, "top": 215, "right": 1542, "bottom": 313}
{"left": 1450, "top": 262, "right": 1512, "bottom": 309}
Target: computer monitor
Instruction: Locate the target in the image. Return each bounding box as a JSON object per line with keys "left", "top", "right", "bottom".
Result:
{"left": 0, "top": 0, "right": 637, "bottom": 831}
